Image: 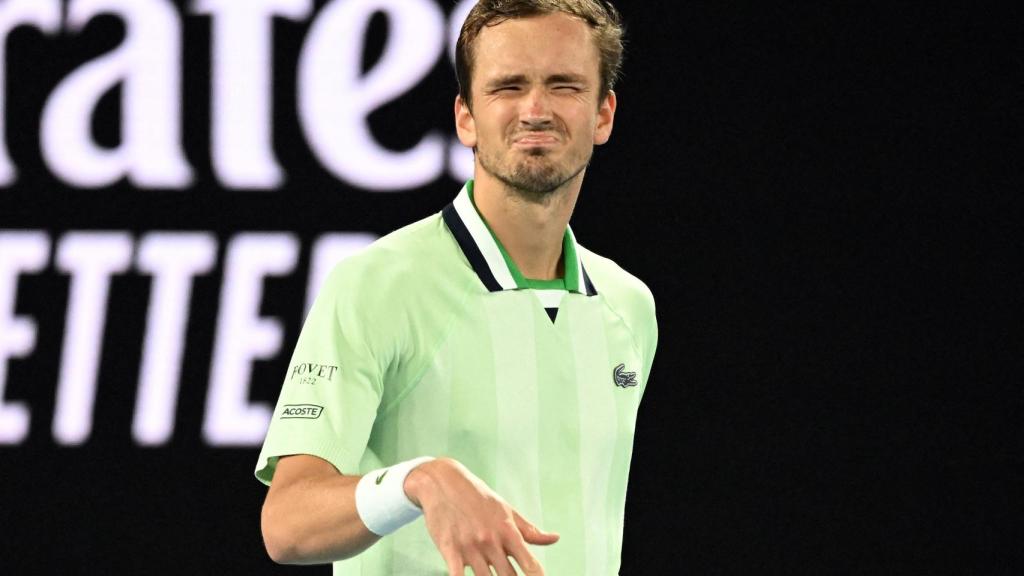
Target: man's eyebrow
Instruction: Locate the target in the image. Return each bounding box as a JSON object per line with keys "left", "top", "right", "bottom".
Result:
{"left": 546, "top": 73, "right": 588, "bottom": 84}
{"left": 483, "top": 73, "right": 589, "bottom": 88}
{"left": 485, "top": 74, "right": 528, "bottom": 88}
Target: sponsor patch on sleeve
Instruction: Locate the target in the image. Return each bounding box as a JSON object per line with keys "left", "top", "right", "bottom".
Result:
{"left": 289, "top": 362, "right": 340, "bottom": 386}
{"left": 280, "top": 404, "right": 324, "bottom": 419}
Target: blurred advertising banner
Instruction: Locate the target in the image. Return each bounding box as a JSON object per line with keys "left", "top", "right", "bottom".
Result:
{"left": 1, "top": 0, "right": 480, "bottom": 448}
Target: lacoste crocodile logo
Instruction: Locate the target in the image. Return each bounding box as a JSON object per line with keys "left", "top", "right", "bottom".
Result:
{"left": 613, "top": 363, "right": 638, "bottom": 388}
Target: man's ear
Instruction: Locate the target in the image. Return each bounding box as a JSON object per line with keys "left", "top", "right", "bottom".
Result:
{"left": 454, "top": 95, "right": 477, "bottom": 148}
{"left": 594, "top": 89, "right": 617, "bottom": 145}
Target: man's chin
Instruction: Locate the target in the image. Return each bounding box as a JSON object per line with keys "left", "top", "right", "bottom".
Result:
{"left": 478, "top": 153, "right": 577, "bottom": 197}
{"left": 503, "top": 169, "right": 566, "bottom": 197}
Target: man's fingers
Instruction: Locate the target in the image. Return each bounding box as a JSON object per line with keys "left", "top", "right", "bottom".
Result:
{"left": 487, "top": 552, "right": 519, "bottom": 576}
{"left": 441, "top": 549, "right": 464, "bottom": 576}
{"left": 513, "top": 510, "right": 560, "bottom": 546}
{"left": 466, "top": 554, "right": 491, "bottom": 576}
{"left": 506, "top": 538, "right": 545, "bottom": 576}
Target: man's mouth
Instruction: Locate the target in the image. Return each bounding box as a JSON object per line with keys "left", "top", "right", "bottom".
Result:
{"left": 513, "top": 133, "right": 559, "bottom": 147}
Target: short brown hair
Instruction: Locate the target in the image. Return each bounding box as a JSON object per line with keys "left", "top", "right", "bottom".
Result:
{"left": 455, "top": 0, "right": 625, "bottom": 108}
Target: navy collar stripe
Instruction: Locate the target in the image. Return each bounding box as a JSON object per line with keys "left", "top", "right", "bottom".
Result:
{"left": 582, "top": 265, "right": 598, "bottom": 297}
{"left": 442, "top": 203, "right": 503, "bottom": 292}
{"left": 442, "top": 184, "right": 598, "bottom": 297}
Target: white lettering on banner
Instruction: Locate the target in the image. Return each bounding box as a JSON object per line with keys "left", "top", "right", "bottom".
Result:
{"left": 40, "top": 0, "right": 193, "bottom": 189}
{"left": 298, "top": 0, "right": 446, "bottom": 190}
{"left": 53, "top": 232, "right": 133, "bottom": 445}
{"left": 446, "top": 0, "right": 477, "bottom": 183}
{"left": 1, "top": 0, "right": 482, "bottom": 190}
{"left": 0, "top": 0, "right": 61, "bottom": 186}
{"left": 0, "top": 232, "right": 50, "bottom": 444}
{"left": 305, "top": 232, "right": 376, "bottom": 316}
{"left": 133, "top": 233, "right": 217, "bottom": 446}
{"left": 194, "top": 0, "right": 313, "bottom": 190}
{"left": 204, "top": 233, "right": 299, "bottom": 446}
{"left": 0, "top": 231, "right": 383, "bottom": 446}
{"left": 447, "top": 0, "right": 474, "bottom": 66}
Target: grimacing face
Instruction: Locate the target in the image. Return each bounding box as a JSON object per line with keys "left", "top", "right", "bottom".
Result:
{"left": 455, "top": 12, "right": 617, "bottom": 199}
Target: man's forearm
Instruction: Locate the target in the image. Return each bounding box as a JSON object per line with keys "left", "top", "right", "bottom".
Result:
{"left": 261, "top": 455, "right": 557, "bottom": 574}
{"left": 261, "top": 462, "right": 379, "bottom": 564}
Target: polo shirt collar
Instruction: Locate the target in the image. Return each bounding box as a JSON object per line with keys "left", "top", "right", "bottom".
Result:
{"left": 442, "top": 180, "right": 597, "bottom": 296}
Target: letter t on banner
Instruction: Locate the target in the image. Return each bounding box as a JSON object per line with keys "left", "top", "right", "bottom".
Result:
{"left": 53, "top": 232, "right": 133, "bottom": 445}
{"left": 133, "top": 233, "right": 217, "bottom": 446}
{"left": 193, "top": 0, "right": 313, "bottom": 189}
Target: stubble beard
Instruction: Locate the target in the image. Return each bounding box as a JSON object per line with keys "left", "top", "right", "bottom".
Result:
{"left": 477, "top": 144, "right": 591, "bottom": 203}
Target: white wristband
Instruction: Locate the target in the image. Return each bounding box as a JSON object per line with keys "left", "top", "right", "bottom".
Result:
{"left": 355, "top": 456, "right": 435, "bottom": 536}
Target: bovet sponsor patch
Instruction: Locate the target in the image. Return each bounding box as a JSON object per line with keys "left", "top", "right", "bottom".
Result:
{"left": 290, "top": 362, "right": 339, "bottom": 385}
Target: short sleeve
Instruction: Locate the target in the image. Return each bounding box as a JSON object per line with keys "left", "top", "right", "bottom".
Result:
{"left": 254, "top": 260, "right": 390, "bottom": 485}
{"left": 639, "top": 286, "right": 658, "bottom": 395}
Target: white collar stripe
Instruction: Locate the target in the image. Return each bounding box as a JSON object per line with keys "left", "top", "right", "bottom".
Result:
{"left": 567, "top": 227, "right": 587, "bottom": 295}
{"left": 444, "top": 184, "right": 598, "bottom": 297}
{"left": 452, "top": 187, "right": 518, "bottom": 290}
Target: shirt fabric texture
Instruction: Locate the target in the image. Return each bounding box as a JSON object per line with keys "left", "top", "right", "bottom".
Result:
{"left": 256, "top": 181, "right": 658, "bottom": 575}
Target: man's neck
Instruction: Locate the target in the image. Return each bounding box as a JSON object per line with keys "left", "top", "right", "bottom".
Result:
{"left": 472, "top": 170, "right": 582, "bottom": 281}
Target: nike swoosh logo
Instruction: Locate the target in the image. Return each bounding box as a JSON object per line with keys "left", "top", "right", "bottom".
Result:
{"left": 375, "top": 470, "right": 388, "bottom": 485}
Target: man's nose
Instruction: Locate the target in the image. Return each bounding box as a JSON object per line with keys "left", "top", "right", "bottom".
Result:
{"left": 519, "top": 87, "right": 553, "bottom": 125}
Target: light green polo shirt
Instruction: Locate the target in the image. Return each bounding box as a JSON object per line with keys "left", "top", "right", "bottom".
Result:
{"left": 256, "top": 181, "right": 658, "bottom": 575}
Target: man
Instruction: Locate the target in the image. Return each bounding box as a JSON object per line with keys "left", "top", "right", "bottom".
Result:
{"left": 256, "top": 1, "right": 657, "bottom": 574}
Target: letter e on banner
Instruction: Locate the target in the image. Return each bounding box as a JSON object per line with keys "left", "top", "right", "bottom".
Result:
{"left": 298, "top": 0, "right": 446, "bottom": 190}
{"left": 0, "top": 232, "right": 51, "bottom": 444}
{"left": 204, "top": 233, "right": 298, "bottom": 446}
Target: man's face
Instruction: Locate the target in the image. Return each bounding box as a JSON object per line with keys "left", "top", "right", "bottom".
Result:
{"left": 455, "top": 12, "right": 616, "bottom": 198}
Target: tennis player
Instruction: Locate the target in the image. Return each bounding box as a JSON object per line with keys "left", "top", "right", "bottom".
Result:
{"left": 256, "top": 1, "right": 657, "bottom": 574}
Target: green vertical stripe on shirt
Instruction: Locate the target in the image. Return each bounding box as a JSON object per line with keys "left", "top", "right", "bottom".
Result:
{"left": 448, "top": 297, "right": 499, "bottom": 486}
{"left": 484, "top": 292, "right": 548, "bottom": 567}
{"left": 536, "top": 300, "right": 586, "bottom": 575}
{"left": 392, "top": 338, "right": 455, "bottom": 573}
{"left": 569, "top": 296, "right": 618, "bottom": 575}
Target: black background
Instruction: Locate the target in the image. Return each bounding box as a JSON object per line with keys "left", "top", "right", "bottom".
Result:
{"left": 0, "top": 1, "right": 1020, "bottom": 574}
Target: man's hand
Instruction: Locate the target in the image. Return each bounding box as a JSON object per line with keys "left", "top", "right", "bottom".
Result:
{"left": 404, "top": 458, "right": 559, "bottom": 576}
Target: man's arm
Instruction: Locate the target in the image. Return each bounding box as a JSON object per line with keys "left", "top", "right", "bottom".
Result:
{"left": 261, "top": 455, "right": 559, "bottom": 575}
{"left": 261, "top": 454, "right": 376, "bottom": 564}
